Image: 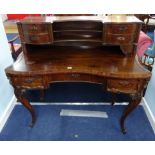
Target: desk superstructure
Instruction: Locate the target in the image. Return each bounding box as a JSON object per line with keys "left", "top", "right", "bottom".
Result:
{"left": 5, "top": 16, "right": 151, "bottom": 133}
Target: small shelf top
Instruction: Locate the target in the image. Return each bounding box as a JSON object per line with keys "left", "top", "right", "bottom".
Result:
{"left": 18, "top": 15, "right": 142, "bottom": 24}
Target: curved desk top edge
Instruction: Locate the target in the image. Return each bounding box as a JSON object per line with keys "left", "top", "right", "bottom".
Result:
{"left": 5, "top": 48, "right": 151, "bottom": 79}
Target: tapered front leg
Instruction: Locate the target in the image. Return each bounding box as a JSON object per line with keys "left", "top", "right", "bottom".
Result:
{"left": 14, "top": 87, "right": 36, "bottom": 127}
{"left": 120, "top": 92, "right": 142, "bottom": 134}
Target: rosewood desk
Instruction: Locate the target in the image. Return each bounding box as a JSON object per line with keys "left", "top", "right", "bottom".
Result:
{"left": 5, "top": 15, "right": 151, "bottom": 133}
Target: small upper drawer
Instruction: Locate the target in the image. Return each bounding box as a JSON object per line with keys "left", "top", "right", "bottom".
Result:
{"left": 107, "top": 79, "right": 138, "bottom": 93}
{"left": 104, "top": 34, "right": 135, "bottom": 44}
{"left": 24, "top": 34, "right": 52, "bottom": 44}
{"left": 104, "top": 24, "right": 137, "bottom": 34}
{"left": 22, "top": 24, "right": 50, "bottom": 34}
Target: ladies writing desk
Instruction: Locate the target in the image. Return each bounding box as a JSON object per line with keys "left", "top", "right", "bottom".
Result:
{"left": 5, "top": 16, "right": 151, "bottom": 133}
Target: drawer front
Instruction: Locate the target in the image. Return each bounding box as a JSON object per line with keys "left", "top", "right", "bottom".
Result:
{"left": 49, "top": 73, "right": 105, "bottom": 84}
{"left": 104, "top": 34, "right": 135, "bottom": 44}
{"left": 12, "top": 77, "right": 44, "bottom": 88}
{"left": 107, "top": 79, "right": 138, "bottom": 93}
{"left": 22, "top": 24, "right": 50, "bottom": 34}
{"left": 105, "top": 24, "right": 137, "bottom": 34}
{"left": 24, "top": 34, "right": 52, "bottom": 44}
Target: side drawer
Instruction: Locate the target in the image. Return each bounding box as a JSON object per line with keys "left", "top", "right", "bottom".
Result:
{"left": 104, "top": 24, "right": 137, "bottom": 34}
{"left": 104, "top": 34, "right": 135, "bottom": 44}
{"left": 12, "top": 76, "right": 44, "bottom": 88}
{"left": 107, "top": 79, "right": 138, "bottom": 93}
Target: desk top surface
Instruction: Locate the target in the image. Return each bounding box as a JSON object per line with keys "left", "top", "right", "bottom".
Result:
{"left": 6, "top": 46, "right": 150, "bottom": 79}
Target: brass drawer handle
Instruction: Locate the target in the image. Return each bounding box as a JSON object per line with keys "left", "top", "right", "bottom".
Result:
{"left": 119, "top": 81, "right": 129, "bottom": 85}
{"left": 33, "top": 25, "right": 38, "bottom": 30}
{"left": 24, "top": 78, "right": 34, "bottom": 83}
{"left": 117, "top": 36, "right": 125, "bottom": 41}
{"left": 71, "top": 74, "right": 80, "bottom": 78}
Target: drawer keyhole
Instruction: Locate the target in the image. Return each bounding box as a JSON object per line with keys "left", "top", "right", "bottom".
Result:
{"left": 119, "top": 26, "right": 127, "bottom": 31}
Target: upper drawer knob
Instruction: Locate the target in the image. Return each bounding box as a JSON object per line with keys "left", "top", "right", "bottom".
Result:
{"left": 119, "top": 26, "right": 127, "bottom": 31}
{"left": 33, "top": 25, "right": 38, "bottom": 30}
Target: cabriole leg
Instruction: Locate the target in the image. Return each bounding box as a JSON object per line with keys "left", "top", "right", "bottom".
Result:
{"left": 120, "top": 92, "right": 142, "bottom": 134}
{"left": 14, "top": 87, "right": 36, "bottom": 127}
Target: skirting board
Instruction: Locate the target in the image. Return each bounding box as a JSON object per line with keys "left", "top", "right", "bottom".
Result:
{"left": 17, "top": 102, "right": 129, "bottom": 105}
{"left": 142, "top": 97, "right": 155, "bottom": 134}
{"left": 0, "top": 95, "right": 17, "bottom": 133}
